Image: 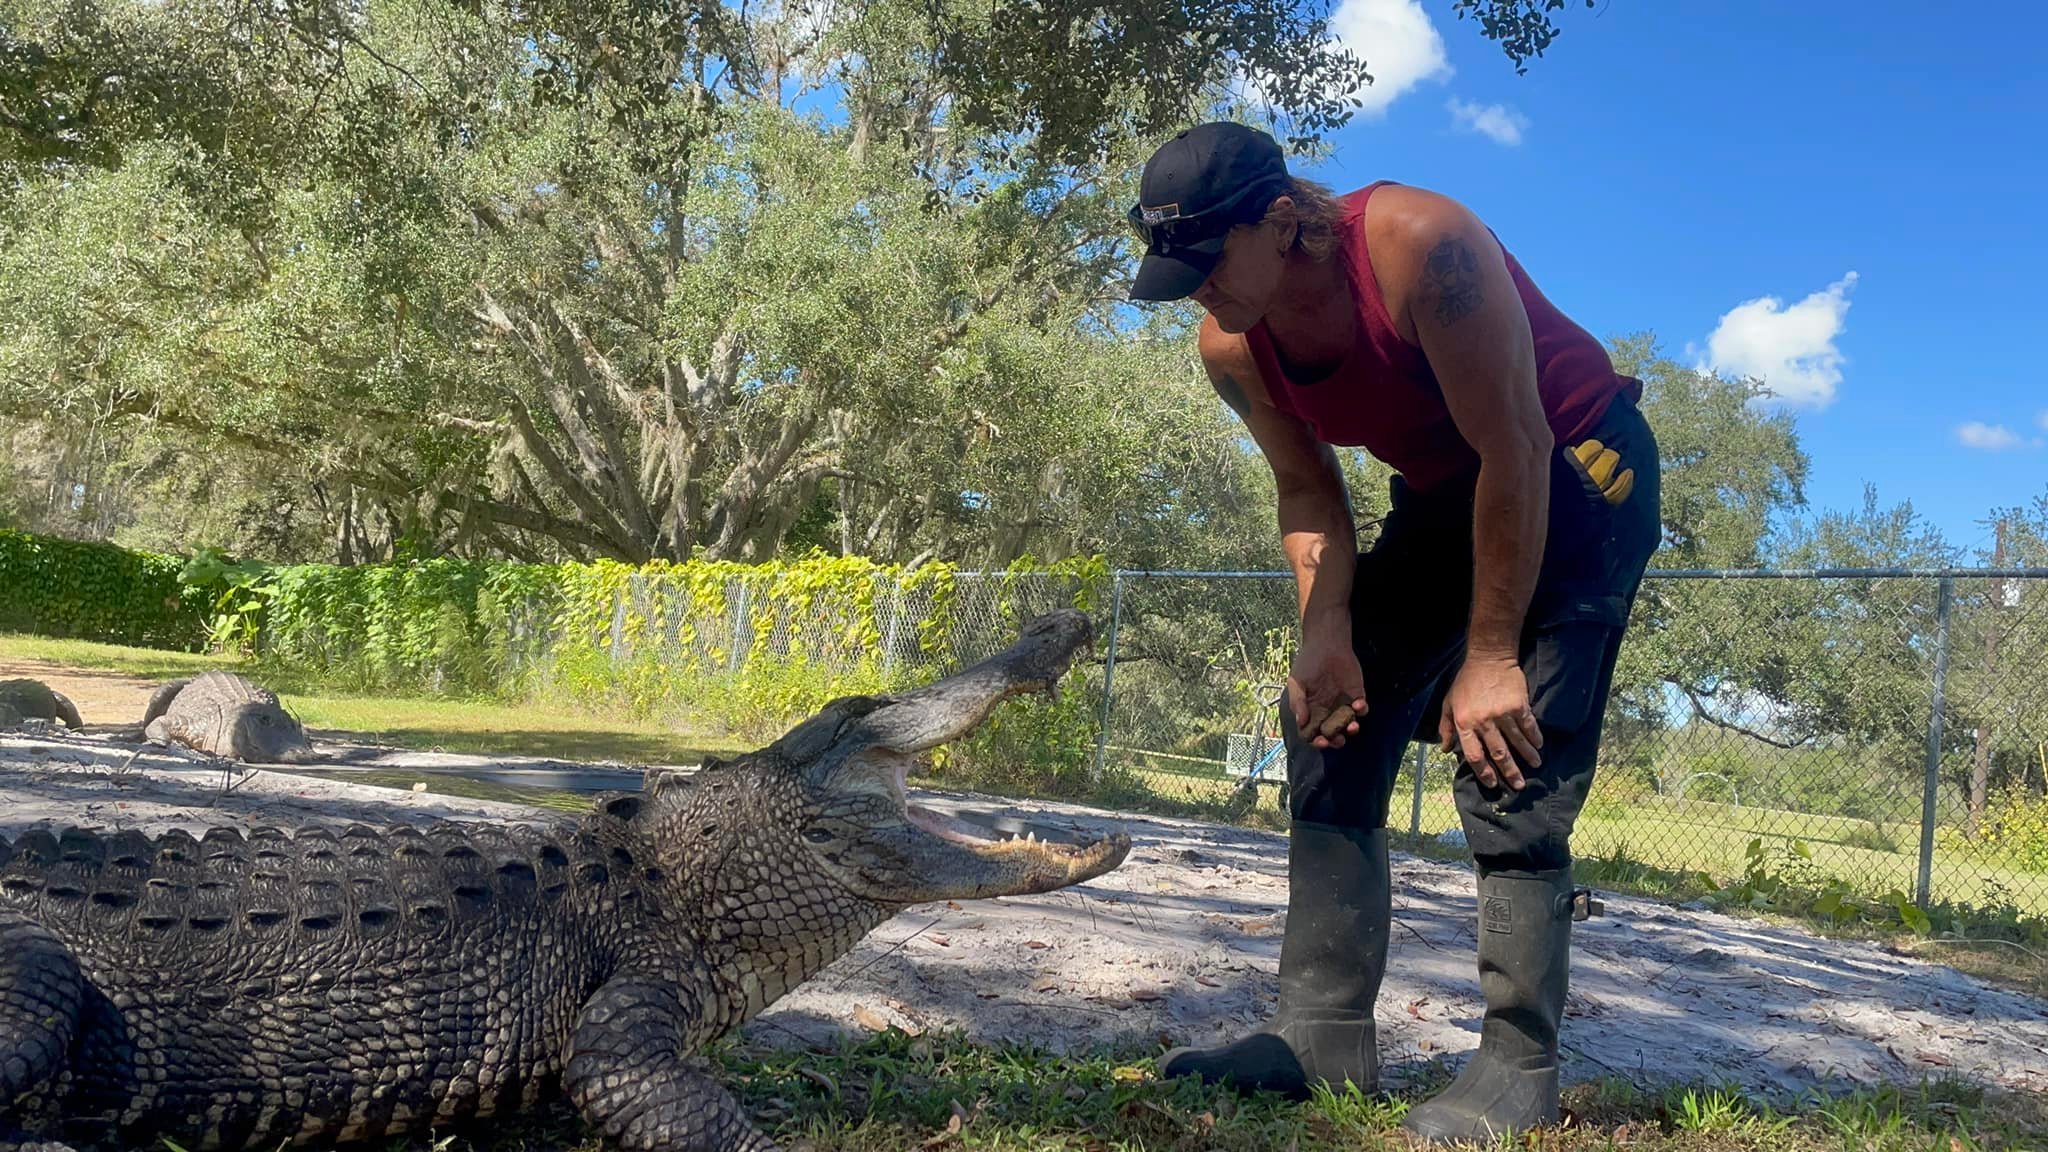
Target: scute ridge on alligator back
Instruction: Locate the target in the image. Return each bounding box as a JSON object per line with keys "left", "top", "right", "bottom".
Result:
{"left": 138, "top": 670, "right": 317, "bottom": 764}
{"left": 0, "top": 609, "right": 1131, "bottom": 1152}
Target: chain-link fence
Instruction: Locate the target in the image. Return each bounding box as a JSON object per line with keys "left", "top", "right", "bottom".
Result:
{"left": 537, "top": 565, "right": 2048, "bottom": 927}
{"left": 1065, "top": 568, "right": 2048, "bottom": 928}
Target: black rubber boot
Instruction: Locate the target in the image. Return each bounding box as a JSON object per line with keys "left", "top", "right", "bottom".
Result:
{"left": 1158, "top": 820, "right": 1390, "bottom": 1100}
{"left": 1401, "top": 867, "right": 1574, "bottom": 1145}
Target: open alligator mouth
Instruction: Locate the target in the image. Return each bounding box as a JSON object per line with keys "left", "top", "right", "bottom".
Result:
{"left": 893, "top": 777, "right": 1130, "bottom": 890}
{"left": 899, "top": 766, "right": 1125, "bottom": 874}
{"left": 847, "top": 609, "right": 1132, "bottom": 890}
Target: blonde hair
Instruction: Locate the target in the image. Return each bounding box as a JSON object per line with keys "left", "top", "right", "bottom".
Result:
{"left": 1256, "top": 176, "right": 1347, "bottom": 261}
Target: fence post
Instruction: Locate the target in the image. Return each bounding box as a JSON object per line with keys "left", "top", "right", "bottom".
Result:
{"left": 879, "top": 574, "right": 904, "bottom": 674}
{"left": 1091, "top": 571, "right": 1126, "bottom": 783}
{"left": 728, "top": 581, "right": 750, "bottom": 673}
{"left": 1916, "top": 574, "right": 1955, "bottom": 910}
{"left": 609, "top": 583, "right": 627, "bottom": 663}
{"left": 1409, "top": 743, "right": 1428, "bottom": 836}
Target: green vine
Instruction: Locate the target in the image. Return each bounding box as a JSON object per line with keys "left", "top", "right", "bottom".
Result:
{"left": 0, "top": 528, "right": 1108, "bottom": 769}
{"left": 0, "top": 529, "right": 214, "bottom": 649}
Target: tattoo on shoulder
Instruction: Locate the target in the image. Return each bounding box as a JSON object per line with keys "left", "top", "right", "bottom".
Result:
{"left": 1210, "top": 369, "right": 1252, "bottom": 419}
{"left": 1422, "top": 235, "right": 1483, "bottom": 326}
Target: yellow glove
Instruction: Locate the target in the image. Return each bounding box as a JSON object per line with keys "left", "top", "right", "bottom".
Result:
{"left": 1569, "top": 438, "right": 1634, "bottom": 505}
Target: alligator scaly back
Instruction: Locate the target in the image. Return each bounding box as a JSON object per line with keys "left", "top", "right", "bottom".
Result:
{"left": 0, "top": 815, "right": 623, "bottom": 1150}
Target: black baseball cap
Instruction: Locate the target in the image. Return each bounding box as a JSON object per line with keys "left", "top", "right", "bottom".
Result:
{"left": 1127, "top": 122, "right": 1291, "bottom": 302}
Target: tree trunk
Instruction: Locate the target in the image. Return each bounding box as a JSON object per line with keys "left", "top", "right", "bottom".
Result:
{"left": 337, "top": 484, "right": 357, "bottom": 566}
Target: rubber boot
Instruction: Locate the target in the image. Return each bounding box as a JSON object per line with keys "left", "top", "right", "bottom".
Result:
{"left": 1158, "top": 820, "right": 1390, "bottom": 1099}
{"left": 1401, "top": 867, "right": 1574, "bottom": 1145}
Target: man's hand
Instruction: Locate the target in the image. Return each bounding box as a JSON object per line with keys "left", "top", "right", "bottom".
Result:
{"left": 1289, "top": 632, "right": 1369, "bottom": 750}
{"left": 1439, "top": 653, "right": 1543, "bottom": 789}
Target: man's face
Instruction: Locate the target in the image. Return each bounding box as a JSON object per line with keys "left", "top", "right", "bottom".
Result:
{"left": 1188, "top": 203, "right": 1293, "bottom": 334}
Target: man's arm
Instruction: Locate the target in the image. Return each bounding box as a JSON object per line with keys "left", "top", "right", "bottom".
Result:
{"left": 1380, "top": 192, "right": 1553, "bottom": 782}
{"left": 1199, "top": 321, "right": 1366, "bottom": 747}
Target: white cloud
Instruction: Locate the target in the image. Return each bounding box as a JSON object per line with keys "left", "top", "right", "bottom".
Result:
{"left": 1330, "top": 0, "right": 1452, "bottom": 115}
{"left": 1699, "top": 272, "right": 1859, "bottom": 408}
{"left": 1956, "top": 422, "right": 2023, "bottom": 451}
{"left": 1447, "top": 98, "right": 1528, "bottom": 145}
{"left": 2039, "top": 409, "right": 2048, "bottom": 433}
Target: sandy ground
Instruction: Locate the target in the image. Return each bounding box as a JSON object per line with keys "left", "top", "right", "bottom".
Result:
{"left": 0, "top": 657, "right": 165, "bottom": 726}
{"left": 3, "top": 726, "right": 2045, "bottom": 1106}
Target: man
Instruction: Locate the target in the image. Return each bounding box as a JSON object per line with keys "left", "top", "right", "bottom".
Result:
{"left": 1126, "top": 122, "right": 1661, "bottom": 1144}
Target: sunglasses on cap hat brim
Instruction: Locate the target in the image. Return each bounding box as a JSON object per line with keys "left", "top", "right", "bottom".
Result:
{"left": 1124, "top": 177, "right": 1285, "bottom": 251}
{"left": 1125, "top": 179, "right": 1287, "bottom": 300}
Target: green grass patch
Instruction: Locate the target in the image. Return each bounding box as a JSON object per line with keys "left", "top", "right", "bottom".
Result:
{"left": 408, "top": 1030, "right": 2044, "bottom": 1152}
{"left": 734, "top": 1032, "right": 2042, "bottom": 1151}
{"left": 0, "top": 630, "right": 227, "bottom": 680}
{"left": 286, "top": 694, "right": 749, "bottom": 766}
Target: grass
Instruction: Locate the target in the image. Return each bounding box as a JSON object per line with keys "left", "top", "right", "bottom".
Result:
{"left": 1084, "top": 755, "right": 2048, "bottom": 926}
{"left": 283, "top": 768, "right": 602, "bottom": 814}
{"left": 0, "top": 629, "right": 226, "bottom": 681}
{"left": 421, "top": 1029, "right": 2041, "bottom": 1152}
{"left": 284, "top": 695, "right": 748, "bottom": 766}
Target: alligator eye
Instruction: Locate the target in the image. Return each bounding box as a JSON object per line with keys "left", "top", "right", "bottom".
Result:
{"left": 803, "top": 826, "right": 835, "bottom": 844}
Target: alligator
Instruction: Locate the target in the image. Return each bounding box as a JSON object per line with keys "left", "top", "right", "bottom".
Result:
{"left": 0, "top": 609, "right": 1130, "bottom": 1152}
{"left": 0, "top": 679, "right": 83, "bottom": 730}
{"left": 138, "top": 670, "right": 316, "bottom": 763}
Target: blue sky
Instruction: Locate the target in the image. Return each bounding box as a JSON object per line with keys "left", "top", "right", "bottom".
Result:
{"left": 1283, "top": 0, "right": 2047, "bottom": 557}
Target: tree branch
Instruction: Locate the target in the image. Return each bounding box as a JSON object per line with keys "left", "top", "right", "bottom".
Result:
{"left": 501, "top": 399, "right": 644, "bottom": 559}
{"left": 1664, "top": 678, "right": 1809, "bottom": 750}
{"left": 538, "top": 297, "right": 658, "bottom": 548}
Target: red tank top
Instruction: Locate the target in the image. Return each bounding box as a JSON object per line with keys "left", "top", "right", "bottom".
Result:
{"left": 1245, "top": 181, "right": 1641, "bottom": 493}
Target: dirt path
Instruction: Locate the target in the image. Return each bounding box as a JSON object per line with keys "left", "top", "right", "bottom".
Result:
{"left": 4, "top": 727, "right": 2044, "bottom": 1104}
{"left": 0, "top": 658, "right": 162, "bottom": 726}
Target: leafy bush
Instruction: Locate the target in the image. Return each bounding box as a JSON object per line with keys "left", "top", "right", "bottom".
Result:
{"left": 1583, "top": 767, "right": 1657, "bottom": 822}
{"left": 1717, "top": 836, "right": 1933, "bottom": 934}
{"left": 0, "top": 529, "right": 212, "bottom": 648}
{"left": 1971, "top": 789, "right": 2048, "bottom": 872}
{"left": 253, "top": 556, "right": 507, "bottom": 691}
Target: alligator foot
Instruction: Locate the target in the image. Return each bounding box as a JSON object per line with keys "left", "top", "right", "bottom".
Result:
{"left": 0, "top": 914, "right": 85, "bottom": 1152}
{"left": 565, "top": 976, "right": 780, "bottom": 1152}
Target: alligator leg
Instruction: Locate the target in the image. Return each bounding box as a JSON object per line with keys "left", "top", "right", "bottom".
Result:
{"left": 564, "top": 977, "right": 777, "bottom": 1152}
{"left": 0, "top": 913, "right": 84, "bottom": 1152}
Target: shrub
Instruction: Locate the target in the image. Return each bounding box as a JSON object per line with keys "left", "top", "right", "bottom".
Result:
{"left": 0, "top": 529, "right": 212, "bottom": 648}
{"left": 1973, "top": 790, "right": 2048, "bottom": 873}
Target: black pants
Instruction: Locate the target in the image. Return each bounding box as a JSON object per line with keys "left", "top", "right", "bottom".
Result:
{"left": 1282, "top": 391, "right": 1662, "bottom": 876}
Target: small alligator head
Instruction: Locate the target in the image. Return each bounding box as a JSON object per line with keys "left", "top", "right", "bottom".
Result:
{"left": 644, "top": 609, "right": 1130, "bottom": 912}
{"left": 222, "top": 703, "right": 319, "bottom": 764}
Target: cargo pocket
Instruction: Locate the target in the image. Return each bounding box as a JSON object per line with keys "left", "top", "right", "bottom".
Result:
{"left": 1522, "top": 599, "right": 1626, "bottom": 738}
